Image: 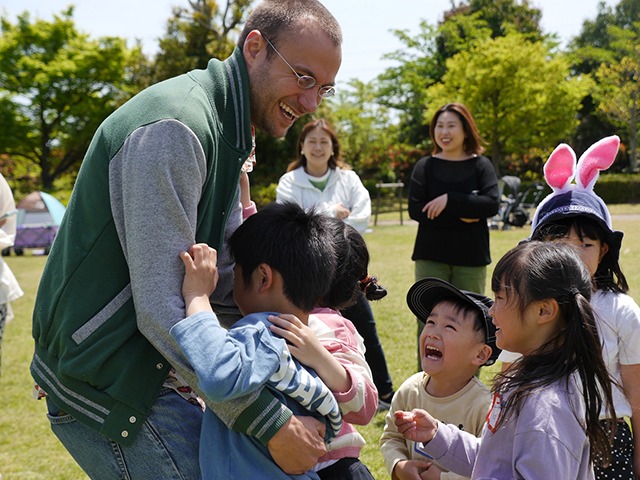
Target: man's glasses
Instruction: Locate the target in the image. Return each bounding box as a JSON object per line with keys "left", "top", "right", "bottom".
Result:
{"left": 262, "top": 34, "right": 336, "bottom": 99}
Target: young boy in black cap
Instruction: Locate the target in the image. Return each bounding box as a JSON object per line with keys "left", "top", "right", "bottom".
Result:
{"left": 380, "top": 278, "right": 500, "bottom": 480}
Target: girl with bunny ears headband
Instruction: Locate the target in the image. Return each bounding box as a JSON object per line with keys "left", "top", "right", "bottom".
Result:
{"left": 531, "top": 135, "right": 621, "bottom": 240}
{"left": 530, "top": 135, "right": 627, "bottom": 293}
{"left": 527, "top": 135, "right": 640, "bottom": 479}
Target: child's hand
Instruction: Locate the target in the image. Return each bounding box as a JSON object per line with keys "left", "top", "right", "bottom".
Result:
{"left": 418, "top": 463, "right": 443, "bottom": 480}
{"left": 334, "top": 203, "right": 351, "bottom": 220}
{"left": 239, "top": 171, "right": 252, "bottom": 209}
{"left": 393, "top": 459, "right": 439, "bottom": 480}
{"left": 180, "top": 243, "right": 218, "bottom": 315}
{"left": 269, "top": 313, "right": 352, "bottom": 392}
{"left": 394, "top": 409, "right": 438, "bottom": 443}
{"left": 268, "top": 314, "right": 324, "bottom": 367}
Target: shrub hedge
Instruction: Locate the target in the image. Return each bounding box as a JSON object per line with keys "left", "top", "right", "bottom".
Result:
{"left": 522, "top": 173, "right": 640, "bottom": 205}
{"left": 255, "top": 173, "right": 640, "bottom": 210}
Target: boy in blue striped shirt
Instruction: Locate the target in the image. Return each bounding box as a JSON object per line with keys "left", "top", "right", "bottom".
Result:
{"left": 171, "top": 202, "right": 342, "bottom": 479}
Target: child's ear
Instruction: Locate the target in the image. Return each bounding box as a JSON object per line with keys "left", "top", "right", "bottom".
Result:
{"left": 599, "top": 242, "right": 609, "bottom": 263}
{"left": 536, "top": 298, "right": 559, "bottom": 325}
{"left": 256, "top": 263, "right": 274, "bottom": 292}
{"left": 473, "top": 344, "right": 492, "bottom": 366}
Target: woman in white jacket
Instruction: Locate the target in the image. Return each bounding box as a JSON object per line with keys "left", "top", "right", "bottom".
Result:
{"left": 0, "top": 173, "right": 23, "bottom": 376}
{"left": 276, "top": 118, "right": 395, "bottom": 410}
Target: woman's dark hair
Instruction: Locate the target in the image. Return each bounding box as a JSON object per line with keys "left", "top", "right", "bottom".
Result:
{"left": 492, "top": 241, "right": 616, "bottom": 466}
{"left": 429, "top": 103, "right": 485, "bottom": 156}
{"left": 319, "top": 219, "right": 386, "bottom": 309}
{"left": 287, "top": 118, "right": 349, "bottom": 172}
{"left": 532, "top": 216, "right": 628, "bottom": 294}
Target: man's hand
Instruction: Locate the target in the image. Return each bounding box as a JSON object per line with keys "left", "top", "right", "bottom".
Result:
{"left": 268, "top": 415, "right": 326, "bottom": 474}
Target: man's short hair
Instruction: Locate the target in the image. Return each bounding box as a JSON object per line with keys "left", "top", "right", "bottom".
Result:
{"left": 238, "top": 0, "right": 342, "bottom": 50}
{"left": 229, "top": 202, "right": 337, "bottom": 311}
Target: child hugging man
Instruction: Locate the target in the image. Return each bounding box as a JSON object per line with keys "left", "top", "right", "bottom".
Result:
{"left": 380, "top": 278, "right": 500, "bottom": 480}
{"left": 171, "top": 202, "right": 342, "bottom": 479}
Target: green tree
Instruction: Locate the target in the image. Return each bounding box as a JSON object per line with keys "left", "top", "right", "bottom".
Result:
{"left": 593, "top": 26, "right": 640, "bottom": 172}
{"left": 467, "top": 0, "right": 543, "bottom": 39}
{"left": 376, "top": 0, "right": 545, "bottom": 148}
{"left": 375, "top": 21, "right": 442, "bottom": 146}
{"left": 426, "top": 33, "right": 591, "bottom": 173}
{"left": 153, "top": 0, "right": 252, "bottom": 81}
{"left": 568, "top": 0, "right": 640, "bottom": 157}
{"left": 570, "top": 0, "right": 640, "bottom": 72}
{"left": 323, "top": 79, "right": 397, "bottom": 176}
{"left": 0, "top": 8, "right": 133, "bottom": 189}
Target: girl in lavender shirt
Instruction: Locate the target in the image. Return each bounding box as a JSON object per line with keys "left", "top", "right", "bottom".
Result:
{"left": 394, "top": 241, "right": 616, "bottom": 480}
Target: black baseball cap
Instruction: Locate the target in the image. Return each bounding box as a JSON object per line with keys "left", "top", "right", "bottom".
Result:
{"left": 407, "top": 277, "right": 501, "bottom": 366}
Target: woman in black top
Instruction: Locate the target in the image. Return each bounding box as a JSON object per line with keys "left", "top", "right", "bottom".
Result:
{"left": 408, "top": 103, "right": 499, "bottom": 352}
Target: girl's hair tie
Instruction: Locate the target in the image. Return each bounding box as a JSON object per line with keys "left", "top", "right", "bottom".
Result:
{"left": 359, "top": 275, "right": 388, "bottom": 301}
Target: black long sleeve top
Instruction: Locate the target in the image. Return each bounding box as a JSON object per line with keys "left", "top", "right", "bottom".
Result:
{"left": 408, "top": 155, "right": 499, "bottom": 266}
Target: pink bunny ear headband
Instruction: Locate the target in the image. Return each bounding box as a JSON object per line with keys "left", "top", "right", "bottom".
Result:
{"left": 530, "top": 135, "right": 623, "bottom": 249}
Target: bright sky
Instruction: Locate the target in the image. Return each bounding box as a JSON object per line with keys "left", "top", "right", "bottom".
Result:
{"left": 0, "top": 0, "right": 620, "bottom": 85}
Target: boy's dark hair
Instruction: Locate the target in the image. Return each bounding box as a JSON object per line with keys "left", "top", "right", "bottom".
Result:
{"left": 319, "top": 219, "right": 386, "bottom": 309}
{"left": 229, "top": 202, "right": 337, "bottom": 312}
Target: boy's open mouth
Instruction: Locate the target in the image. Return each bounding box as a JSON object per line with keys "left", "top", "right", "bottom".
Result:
{"left": 424, "top": 346, "right": 442, "bottom": 359}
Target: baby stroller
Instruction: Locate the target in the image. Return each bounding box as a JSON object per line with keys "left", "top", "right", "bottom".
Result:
{"left": 490, "top": 175, "right": 546, "bottom": 230}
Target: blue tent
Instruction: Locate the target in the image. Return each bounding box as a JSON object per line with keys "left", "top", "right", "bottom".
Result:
{"left": 15, "top": 191, "right": 66, "bottom": 226}
{"left": 10, "top": 191, "right": 66, "bottom": 255}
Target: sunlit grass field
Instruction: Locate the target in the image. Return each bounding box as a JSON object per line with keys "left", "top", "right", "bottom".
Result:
{"left": 1, "top": 207, "right": 639, "bottom": 479}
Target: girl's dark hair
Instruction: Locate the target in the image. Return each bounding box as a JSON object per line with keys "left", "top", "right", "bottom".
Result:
{"left": 319, "top": 219, "right": 386, "bottom": 309}
{"left": 430, "top": 103, "right": 485, "bottom": 156}
{"left": 492, "top": 241, "right": 616, "bottom": 466}
{"left": 532, "top": 216, "right": 628, "bottom": 294}
{"left": 287, "top": 118, "right": 349, "bottom": 172}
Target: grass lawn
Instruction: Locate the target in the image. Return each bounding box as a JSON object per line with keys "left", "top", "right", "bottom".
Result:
{"left": 1, "top": 207, "right": 639, "bottom": 479}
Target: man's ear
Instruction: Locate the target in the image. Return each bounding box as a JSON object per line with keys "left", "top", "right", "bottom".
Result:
{"left": 243, "top": 30, "right": 266, "bottom": 67}
{"left": 536, "top": 298, "right": 559, "bottom": 326}
{"left": 256, "top": 263, "right": 273, "bottom": 292}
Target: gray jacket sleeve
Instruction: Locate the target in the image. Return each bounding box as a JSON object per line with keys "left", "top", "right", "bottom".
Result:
{"left": 108, "top": 119, "right": 261, "bottom": 426}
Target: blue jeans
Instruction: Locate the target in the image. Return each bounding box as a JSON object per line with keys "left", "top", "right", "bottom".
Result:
{"left": 317, "top": 458, "right": 374, "bottom": 479}
{"left": 46, "top": 388, "right": 202, "bottom": 479}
